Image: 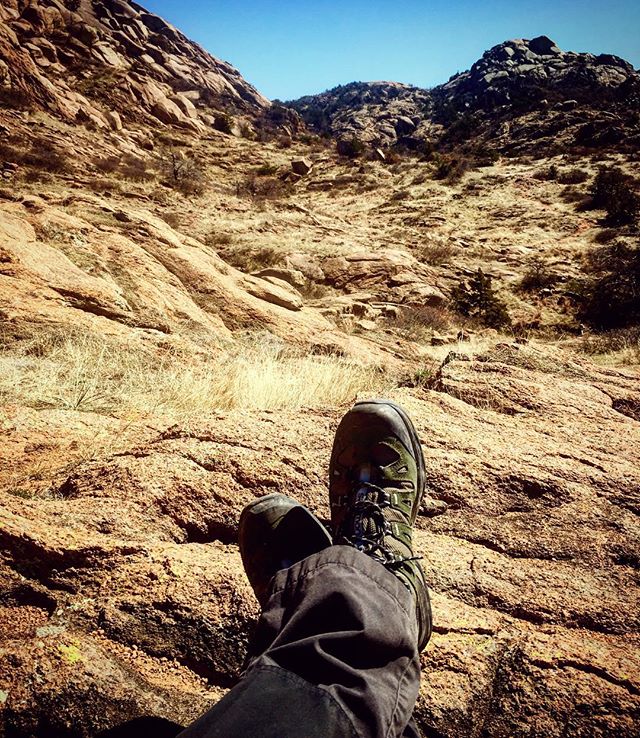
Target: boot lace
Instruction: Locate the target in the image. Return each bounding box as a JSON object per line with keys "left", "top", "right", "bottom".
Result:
{"left": 343, "top": 482, "right": 421, "bottom": 569}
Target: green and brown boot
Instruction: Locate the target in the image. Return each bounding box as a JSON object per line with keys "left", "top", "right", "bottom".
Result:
{"left": 329, "top": 399, "right": 432, "bottom": 650}
{"left": 239, "top": 493, "right": 333, "bottom": 607}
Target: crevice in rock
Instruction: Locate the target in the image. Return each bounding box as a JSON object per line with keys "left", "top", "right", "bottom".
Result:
{"left": 531, "top": 657, "right": 640, "bottom": 696}
{"left": 0, "top": 530, "right": 142, "bottom": 591}
{"left": 483, "top": 595, "right": 547, "bottom": 626}
{"left": 453, "top": 533, "right": 574, "bottom": 561}
{"left": 432, "top": 624, "right": 496, "bottom": 636}
{"left": 104, "top": 601, "right": 246, "bottom": 690}
{"left": 0, "top": 580, "right": 57, "bottom": 615}
{"left": 612, "top": 397, "right": 640, "bottom": 422}
{"left": 179, "top": 519, "right": 237, "bottom": 545}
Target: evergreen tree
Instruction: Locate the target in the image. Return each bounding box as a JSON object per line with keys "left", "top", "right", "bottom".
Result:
{"left": 451, "top": 269, "right": 512, "bottom": 328}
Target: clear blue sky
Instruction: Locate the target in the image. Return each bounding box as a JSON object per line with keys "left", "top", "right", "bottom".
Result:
{"left": 141, "top": 0, "right": 640, "bottom": 101}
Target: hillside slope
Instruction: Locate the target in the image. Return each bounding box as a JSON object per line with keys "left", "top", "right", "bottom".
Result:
{"left": 0, "top": 0, "right": 269, "bottom": 133}
{"left": 1, "top": 5, "right": 639, "bottom": 738}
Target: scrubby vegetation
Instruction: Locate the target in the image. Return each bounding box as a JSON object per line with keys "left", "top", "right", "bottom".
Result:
{"left": 336, "top": 136, "right": 366, "bottom": 158}
{"left": 394, "top": 305, "right": 453, "bottom": 340}
{"left": 0, "top": 330, "right": 389, "bottom": 416}
{"left": 236, "top": 173, "right": 292, "bottom": 200}
{"left": 589, "top": 166, "right": 639, "bottom": 226}
{"left": 159, "top": 147, "right": 207, "bottom": 195}
{"left": 213, "top": 113, "right": 234, "bottom": 134}
{"left": 452, "top": 269, "right": 512, "bottom": 328}
{"left": 518, "top": 258, "right": 560, "bottom": 292}
{"left": 219, "top": 244, "right": 281, "bottom": 272}
{"left": 432, "top": 152, "right": 468, "bottom": 183}
{"left": 0, "top": 135, "right": 70, "bottom": 173}
{"left": 580, "top": 326, "right": 640, "bottom": 363}
{"left": 578, "top": 241, "right": 640, "bottom": 329}
{"left": 416, "top": 241, "right": 457, "bottom": 266}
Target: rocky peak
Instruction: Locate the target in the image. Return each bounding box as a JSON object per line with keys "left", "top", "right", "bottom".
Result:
{"left": 0, "top": 0, "right": 270, "bottom": 133}
{"left": 438, "top": 35, "right": 638, "bottom": 112}
{"left": 288, "top": 80, "right": 433, "bottom": 147}
{"left": 288, "top": 36, "right": 639, "bottom": 153}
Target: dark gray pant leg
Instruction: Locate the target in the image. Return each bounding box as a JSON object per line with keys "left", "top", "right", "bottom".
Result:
{"left": 178, "top": 545, "right": 421, "bottom": 738}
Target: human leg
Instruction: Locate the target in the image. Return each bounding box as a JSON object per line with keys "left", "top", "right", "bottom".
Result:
{"left": 178, "top": 544, "right": 420, "bottom": 738}
{"left": 179, "top": 399, "right": 431, "bottom": 738}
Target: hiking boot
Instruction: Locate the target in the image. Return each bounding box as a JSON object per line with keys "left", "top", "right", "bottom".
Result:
{"left": 239, "top": 493, "right": 332, "bottom": 607}
{"left": 329, "top": 399, "right": 432, "bottom": 650}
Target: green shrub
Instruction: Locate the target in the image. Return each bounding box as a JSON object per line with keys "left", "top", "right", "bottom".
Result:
{"left": 578, "top": 241, "right": 640, "bottom": 329}
{"left": 589, "top": 167, "right": 639, "bottom": 226}
{"left": 336, "top": 136, "right": 366, "bottom": 158}
{"left": 451, "top": 269, "right": 511, "bottom": 328}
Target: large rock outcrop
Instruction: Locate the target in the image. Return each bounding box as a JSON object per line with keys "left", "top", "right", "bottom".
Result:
{"left": 0, "top": 0, "right": 270, "bottom": 133}
{"left": 1, "top": 343, "right": 639, "bottom": 736}
{"left": 288, "top": 37, "right": 640, "bottom": 153}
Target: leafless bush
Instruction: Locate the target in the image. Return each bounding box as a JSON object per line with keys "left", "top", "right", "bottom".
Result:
{"left": 299, "top": 279, "right": 331, "bottom": 300}
{"left": 159, "top": 147, "right": 207, "bottom": 195}
{"left": 557, "top": 167, "right": 589, "bottom": 184}
{"left": 389, "top": 189, "right": 411, "bottom": 201}
{"left": 162, "top": 211, "right": 181, "bottom": 228}
{"left": 255, "top": 163, "right": 279, "bottom": 176}
{"left": 592, "top": 228, "right": 618, "bottom": 244}
{"left": 94, "top": 156, "right": 120, "bottom": 174}
{"left": 432, "top": 153, "right": 468, "bottom": 184}
{"left": 518, "top": 258, "right": 559, "bottom": 292}
{"left": 220, "top": 244, "right": 281, "bottom": 272}
{"left": 580, "top": 327, "right": 640, "bottom": 364}
{"left": 86, "top": 178, "right": 122, "bottom": 194}
{"left": 0, "top": 87, "right": 33, "bottom": 111}
{"left": 120, "top": 154, "right": 154, "bottom": 182}
{"left": 416, "top": 241, "right": 456, "bottom": 265}
{"left": 394, "top": 305, "right": 453, "bottom": 339}
{"left": 236, "top": 174, "right": 292, "bottom": 201}
{"left": 205, "top": 231, "right": 234, "bottom": 248}
{"left": 532, "top": 164, "right": 558, "bottom": 181}
{"left": 20, "top": 137, "right": 70, "bottom": 173}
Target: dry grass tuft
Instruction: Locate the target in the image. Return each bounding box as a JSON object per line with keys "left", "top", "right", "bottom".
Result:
{"left": 580, "top": 328, "right": 640, "bottom": 366}
{"left": 0, "top": 330, "right": 389, "bottom": 418}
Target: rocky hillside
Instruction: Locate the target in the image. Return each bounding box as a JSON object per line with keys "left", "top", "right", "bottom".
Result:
{"left": 289, "top": 80, "right": 433, "bottom": 150}
{"left": 288, "top": 36, "right": 640, "bottom": 154}
{"left": 0, "top": 0, "right": 271, "bottom": 133}
{"left": 1, "top": 5, "right": 639, "bottom": 738}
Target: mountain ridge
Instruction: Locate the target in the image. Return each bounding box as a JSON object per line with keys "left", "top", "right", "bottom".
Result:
{"left": 287, "top": 35, "right": 640, "bottom": 154}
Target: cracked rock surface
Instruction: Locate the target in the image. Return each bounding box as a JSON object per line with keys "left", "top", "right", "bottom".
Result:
{"left": 1, "top": 344, "right": 639, "bottom": 737}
